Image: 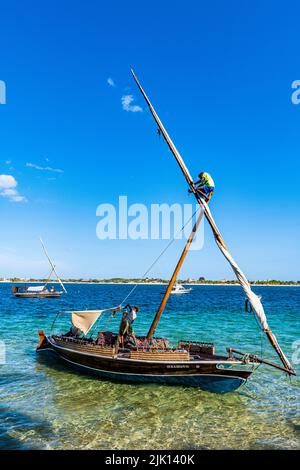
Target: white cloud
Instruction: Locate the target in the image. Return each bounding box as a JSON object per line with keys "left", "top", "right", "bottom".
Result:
{"left": 12, "top": 195, "right": 26, "bottom": 202}
{"left": 0, "top": 174, "right": 17, "bottom": 189}
{"left": 0, "top": 174, "right": 26, "bottom": 202}
{"left": 26, "top": 163, "right": 64, "bottom": 173}
{"left": 121, "top": 95, "right": 142, "bottom": 113}
{"left": 1, "top": 189, "right": 26, "bottom": 202}
{"left": 1, "top": 189, "right": 17, "bottom": 196}
{"left": 107, "top": 77, "right": 115, "bottom": 87}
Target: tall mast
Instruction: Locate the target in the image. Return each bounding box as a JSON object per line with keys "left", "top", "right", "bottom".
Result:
{"left": 40, "top": 238, "right": 67, "bottom": 294}
{"left": 147, "top": 207, "right": 205, "bottom": 341}
{"left": 131, "top": 68, "right": 295, "bottom": 375}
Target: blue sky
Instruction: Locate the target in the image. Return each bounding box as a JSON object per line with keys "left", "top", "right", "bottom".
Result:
{"left": 0, "top": 0, "right": 299, "bottom": 280}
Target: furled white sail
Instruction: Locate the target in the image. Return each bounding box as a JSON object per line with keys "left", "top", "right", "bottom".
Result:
{"left": 202, "top": 200, "right": 267, "bottom": 329}
{"left": 197, "top": 198, "right": 294, "bottom": 373}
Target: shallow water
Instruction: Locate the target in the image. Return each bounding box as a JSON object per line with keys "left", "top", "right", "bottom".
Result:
{"left": 0, "top": 283, "right": 299, "bottom": 449}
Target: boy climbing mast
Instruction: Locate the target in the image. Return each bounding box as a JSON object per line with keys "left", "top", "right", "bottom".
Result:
{"left": 189, "top": 171, "right": 215, "bottom": 201}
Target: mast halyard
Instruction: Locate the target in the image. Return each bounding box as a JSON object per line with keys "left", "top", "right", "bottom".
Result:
{"left": 147, "top": 207, "right": 205, "bottom": 342}
{"left": 131, "top": 68, "right": 295, "bottom": 375}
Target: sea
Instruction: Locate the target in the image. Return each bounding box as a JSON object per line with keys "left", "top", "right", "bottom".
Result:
{"left": 0, "top": 283, "right": 299, "bottom": 450}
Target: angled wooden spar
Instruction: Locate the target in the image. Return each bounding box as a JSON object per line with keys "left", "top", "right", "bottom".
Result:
{"left": 40, "top": 238, "right": 67, "bottom": 294}
{"left": 130, "top": 68, "right": 225, "bottom": 249}
{"left": 227, "top": 348, "right": 295, "bottom": 376}
{"left": 131, "top": 68, "right": 295, "bottom": 375}
{"left": 130, "top": 68, "right": 193, "bottom": 186}
{"left": 147, "top": 206, "right": 206, "bottom": 341}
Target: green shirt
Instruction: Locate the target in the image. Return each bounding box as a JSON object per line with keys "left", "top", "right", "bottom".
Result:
{"left": 199, "top": 172, "right": 215, "bottom": 187}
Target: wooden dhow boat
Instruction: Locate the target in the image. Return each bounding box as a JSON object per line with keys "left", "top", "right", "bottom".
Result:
{"left": 36, "top": 70, "right": 295, "bottom": 393}
{"left": 12, "top": 285, "right": 63, "bottom": 298}
{"left": 13, "top": 239, "right": 67, "bottom": 299}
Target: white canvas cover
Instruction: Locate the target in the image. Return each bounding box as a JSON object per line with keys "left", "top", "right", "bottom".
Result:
{"left": 71, "top": 306, "right": 121, "bottom": 335}
{"left": 71, "top": 310, "right": 103, "bottom": 335}
{"left": 27, "top": 286, "right": 45, "bottom": 292}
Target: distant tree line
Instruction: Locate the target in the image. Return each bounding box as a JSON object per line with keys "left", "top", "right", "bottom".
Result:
{"left": 4, "top": 277, "right": 300, "bottom": 285}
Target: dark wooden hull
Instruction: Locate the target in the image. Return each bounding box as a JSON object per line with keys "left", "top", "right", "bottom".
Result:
{"left": 13, "top": 292, "right": 62, "bottom": 298}
{"left": 37, "top": 336, "right": 258, "bottom": 393}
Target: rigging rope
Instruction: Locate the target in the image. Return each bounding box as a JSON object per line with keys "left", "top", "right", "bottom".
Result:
{"left": 119, "top": 205, "right": 202, "bottom": 307}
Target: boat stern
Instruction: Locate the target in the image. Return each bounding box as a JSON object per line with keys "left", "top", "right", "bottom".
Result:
{"left": 36, "top": 330, "right": 51, "bottom": 352}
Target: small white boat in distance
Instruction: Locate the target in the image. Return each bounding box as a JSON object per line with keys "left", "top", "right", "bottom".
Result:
{"left": 12, "top": 285, "right": 63, "bottom": 298}
{"left": 170, "top": 283, "right": 192, "bottom": 294}
{"left": 11, "top": 238, "right": 67, "bottom": 299}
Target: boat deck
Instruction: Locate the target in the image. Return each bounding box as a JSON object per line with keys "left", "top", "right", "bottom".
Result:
{"left": 50, "top": 335, "right": 241, "bottom": 363}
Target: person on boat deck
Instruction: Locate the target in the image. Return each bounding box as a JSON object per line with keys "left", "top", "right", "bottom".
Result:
{"left": 189, "top": 172, "right": 215, "bottom": 200}
{"left": 124, "top": 304, "right": 139, "bottom": 324}
{"left": 64, "top": 325, "right": 81, "bottom": 338}
{"left": 118, "top": 305, "right": 139, "bottom": 347}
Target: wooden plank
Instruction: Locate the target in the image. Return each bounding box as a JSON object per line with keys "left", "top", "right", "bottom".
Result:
{"left": 129, "top": 350, "right": 190, "bottom": 361}
{"left": 54, "top": 338, "right": 116, "bottom": 356}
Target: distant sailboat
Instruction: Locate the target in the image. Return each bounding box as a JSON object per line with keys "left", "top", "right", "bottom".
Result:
{"left": 36, "top": 69, "right": 295, "bottom": 393}
{"left": 12, "top": 239, "right": 67, "bottom": 298}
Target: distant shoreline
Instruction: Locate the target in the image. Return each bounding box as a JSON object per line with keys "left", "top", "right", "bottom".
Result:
{"left": 1, "top": 280, "right": 299, "bottom": 287}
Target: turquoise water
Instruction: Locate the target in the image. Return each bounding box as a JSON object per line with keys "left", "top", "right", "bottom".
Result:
{"left": 0, "top": 283, "right": 299, "bottom": 450}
